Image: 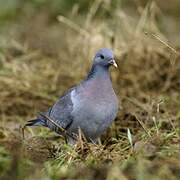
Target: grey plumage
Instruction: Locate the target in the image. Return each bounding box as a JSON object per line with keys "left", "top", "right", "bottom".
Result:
{"left": 25, "top": 48, "right": 119, "bottom": 142}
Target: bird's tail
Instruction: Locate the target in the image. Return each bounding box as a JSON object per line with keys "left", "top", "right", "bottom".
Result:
{"left": 25, "top": 118, "right": 46, "bottom": 127}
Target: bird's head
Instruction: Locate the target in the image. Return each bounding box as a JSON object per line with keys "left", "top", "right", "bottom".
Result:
{"left": 93, "top": 48, "right": 117, "bottom": 68}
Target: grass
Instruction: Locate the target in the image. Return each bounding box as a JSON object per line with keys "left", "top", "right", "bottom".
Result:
{"left": 0, "top": 0, "right": 180, "bottom": 179}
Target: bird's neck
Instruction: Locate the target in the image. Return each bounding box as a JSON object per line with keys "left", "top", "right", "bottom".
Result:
{"left": 86, "top": 65, "right": 110, "bottom": 80}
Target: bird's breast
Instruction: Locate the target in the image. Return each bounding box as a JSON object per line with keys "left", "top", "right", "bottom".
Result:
{"left": 71, "top": 79, "right": 118, "bottom": 120}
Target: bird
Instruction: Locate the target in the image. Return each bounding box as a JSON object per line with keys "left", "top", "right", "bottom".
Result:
{"left": 25, "top": 48, "right": 119, "bottom": 143}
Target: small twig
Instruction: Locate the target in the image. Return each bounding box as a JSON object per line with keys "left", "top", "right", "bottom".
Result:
{"left": 145, "top": 32, "right": 180, "bottom": 56}
{"left": 39, "top": 113, "right": 77, "bottom": 141}
{"left": 127, "top": 128, "right": 133, "bottom": 148}
{"left": 57, "top": 15, "right": 89, "bottom": 37}
{"left": 85, "top": 0, "right": 102, "bottom": 28}
{"left": 20, "top": 125, "right": 25, "bottom": 139}
{"left": 133, "top": 113, "right": 151, "bottom": 137}
{"left": 13, "top": 50, "right": 40, "bottom": 62}
{"left": 124, "top": 97, "right": 149, "bottom": 112}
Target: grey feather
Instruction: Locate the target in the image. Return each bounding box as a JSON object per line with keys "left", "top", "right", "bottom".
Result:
{"left": 43, "top": 88, "right": 74, "bottom": 132}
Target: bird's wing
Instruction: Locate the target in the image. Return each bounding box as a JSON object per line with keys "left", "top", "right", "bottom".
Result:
{"left": 44, "top": 88, "right": 75, "bottom": 130}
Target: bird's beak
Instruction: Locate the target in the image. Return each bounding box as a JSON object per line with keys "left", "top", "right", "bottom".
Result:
{"left": 109, "top": 59, "right": 118, "bottom": 68}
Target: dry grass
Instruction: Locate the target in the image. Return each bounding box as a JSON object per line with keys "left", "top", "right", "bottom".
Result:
{"left": 0, "top": 1, "right": 180, "bottom": 179}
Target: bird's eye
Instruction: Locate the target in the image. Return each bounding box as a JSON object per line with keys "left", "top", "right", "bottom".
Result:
{"left": 100, "top": 55, "right": 104, "bottom": 59}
